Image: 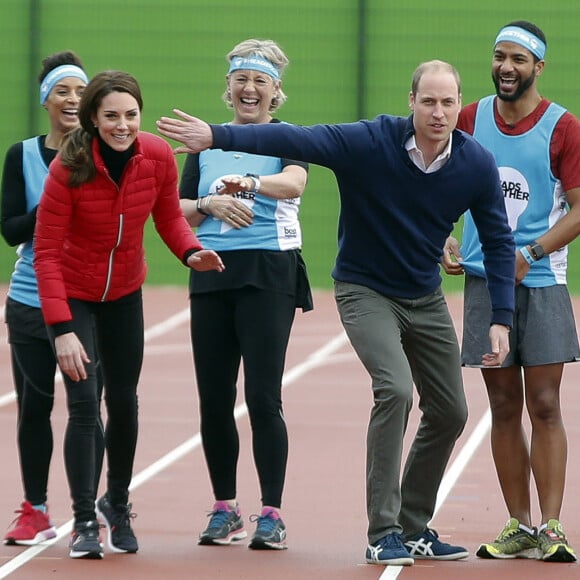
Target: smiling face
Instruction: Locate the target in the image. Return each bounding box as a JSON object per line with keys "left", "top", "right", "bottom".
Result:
{"left": 409, "top": 69, "right": 461, "bottom": 151}
{"left": 227, "top": 69, "right": 279, "bottom": 124}
{"left": 91, "top": 91, "right": 141, "bottom": 151}
{"left": 44, "top": 76, "right": 86, "bottom": 136}
{"left": 492, "top": 41, "right": 543, "bottom": 102}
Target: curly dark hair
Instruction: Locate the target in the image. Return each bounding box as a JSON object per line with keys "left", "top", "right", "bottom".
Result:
{"left": 38, "top": 50, "right": 85, "bottom": 85}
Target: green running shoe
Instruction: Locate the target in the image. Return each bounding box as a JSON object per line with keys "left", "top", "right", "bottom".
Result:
{"left": 476, "top": 518, "right": 538, "bottom": 559}
{"left": 538, "top": 519, "right": 577, "bottom": 563}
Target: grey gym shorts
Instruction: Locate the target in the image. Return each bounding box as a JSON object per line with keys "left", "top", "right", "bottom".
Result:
{"left": 461, "top": 274, "right": 580, "bottom": 367}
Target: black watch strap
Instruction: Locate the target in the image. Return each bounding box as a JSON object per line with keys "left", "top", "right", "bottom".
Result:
{"left": 530, "top": 242, "right": 545, "bottom": 261}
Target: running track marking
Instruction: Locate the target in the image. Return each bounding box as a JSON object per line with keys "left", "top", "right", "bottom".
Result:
{"left": 0, "top": 306, "right": 492, "bottom": 579}
{"left": 0, "top": 307, "right": 192, "bottom": 411}
{"left": 0, "top": 311, "right": 348, "bottom": 578}
{"left": 0, "top": 306, "right": 14, "bottom": 407}
{"left": 379, "top": 407, "right": 492, "bottom": 579}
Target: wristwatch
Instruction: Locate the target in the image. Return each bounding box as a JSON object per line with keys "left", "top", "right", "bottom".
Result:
{"left": 529, "top": 241, "right": 545, "bottom": 261}
{"left": 245, "top": 173, "right": 261, "bottom": 193}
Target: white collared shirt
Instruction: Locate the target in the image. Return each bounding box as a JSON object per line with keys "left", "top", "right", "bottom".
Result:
{"left": 404, "top": 134, "right": 453, "bottom": 173}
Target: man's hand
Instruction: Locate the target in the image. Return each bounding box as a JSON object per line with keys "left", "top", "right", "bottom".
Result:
{"left": 441, "top": 236, "right": 464, "bottom": 275}
{"left": 481, "top": 324, "right": 510, "bottom": 367}
{"left": 157, "top": 109, "right": 213, "bottom": 154}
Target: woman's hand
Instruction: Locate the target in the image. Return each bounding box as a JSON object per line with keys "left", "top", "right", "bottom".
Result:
{"left": 187, "top": 249, "right": 225, "bottom": 272}
{"left": 206, "top": 189, "right": 254, "bottom": 229}
{"left": 219, "top": 175, "right": 256, "bottom": 195}
{"left": 55, "top": 332, "right": 90, "bottom": 382}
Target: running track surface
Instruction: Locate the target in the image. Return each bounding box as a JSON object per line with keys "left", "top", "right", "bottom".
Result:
{"left": 0, "top": 285, "right": 578, "bottom": 579}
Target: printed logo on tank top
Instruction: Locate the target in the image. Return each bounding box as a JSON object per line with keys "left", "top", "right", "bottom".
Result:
{"left": 498, "top": 166, "right": 529, "bottom": 231}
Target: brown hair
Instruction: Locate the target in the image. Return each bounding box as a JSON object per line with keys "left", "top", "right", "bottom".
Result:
{"left": 60, "top": 71, "right": 143, "bottom": 187}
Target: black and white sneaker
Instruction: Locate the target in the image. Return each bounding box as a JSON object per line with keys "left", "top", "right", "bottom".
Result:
{"left": 404, "top": 528, "right": 469, "bottom": 560}
{"left": 69, "top": 520, "right": 103, "bottom": 559}
{"left": 96, "top": 494, "right": 138, "bottom": 553}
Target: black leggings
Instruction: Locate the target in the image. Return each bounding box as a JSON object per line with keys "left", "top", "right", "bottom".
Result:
{"left": 190, "top": 287, "right": 295, "bottom": 508}
{"left": 6, "top": 298, "right": 104, "bottom": 506}
{"left": 49, "top": 289, "right": 144, "bottom": 523}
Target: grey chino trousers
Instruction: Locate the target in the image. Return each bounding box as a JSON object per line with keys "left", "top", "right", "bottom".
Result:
{"left": 334, "top": 281, "right": 468, "bottom": 544}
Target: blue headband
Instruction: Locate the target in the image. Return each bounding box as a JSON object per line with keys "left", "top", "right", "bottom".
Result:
{"left": 228, "top": 55, "right": 280, "bottom": 80}
{"left": 40, "top": 64, "right": 89, "bottom": 105}
{"left": 494, "top": 26, "right": 546, "bottom": 60}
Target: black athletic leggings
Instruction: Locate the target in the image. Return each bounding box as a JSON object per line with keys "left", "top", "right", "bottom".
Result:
{"left": 49, "top": 289, "right": 144, "bottom": 523}
{"left": 5, "top": 297, "right": 104, "bottom": 506}
{"left": 190, "top": 287, "right": 295, "bottom": 508}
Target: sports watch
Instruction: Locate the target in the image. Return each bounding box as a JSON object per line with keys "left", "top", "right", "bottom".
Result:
{"left": 529, "top": 241, "right": 545, "bottom": 261}
{"left": 245, "top": 173, "right": 261, "bottom": 193}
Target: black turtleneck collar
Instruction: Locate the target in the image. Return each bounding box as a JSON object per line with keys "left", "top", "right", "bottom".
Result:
{"left": 98, "top": 135, "right": 135, "bottom": 185}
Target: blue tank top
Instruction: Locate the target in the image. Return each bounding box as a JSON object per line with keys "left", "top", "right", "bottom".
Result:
{"left": 460, "top": 96, "right": 567, "bottom": 286}
{"left": 7, "top": 137, "right": 48, "bottom": 307}
{"left": 196, "top": 146, "right": 302, "bottom": 251}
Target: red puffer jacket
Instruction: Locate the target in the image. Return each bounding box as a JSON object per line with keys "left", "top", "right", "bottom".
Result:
{"left": 34, "top": 131, "right": 201, "bottom": 326}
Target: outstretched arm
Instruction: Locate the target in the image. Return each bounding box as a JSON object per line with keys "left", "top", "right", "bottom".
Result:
{"left": 157, "top": 109, "right": 213, "bottom": 154}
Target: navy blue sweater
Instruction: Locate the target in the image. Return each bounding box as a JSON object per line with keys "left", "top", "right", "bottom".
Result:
{"left": 211, "top": 115, "right": 515, "bottom": 327}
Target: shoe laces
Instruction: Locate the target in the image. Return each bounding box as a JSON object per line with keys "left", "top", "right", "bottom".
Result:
{"left": 74, "top": 520, "right": 103, "bottom": 538}
{"left": 110, "top": 504, "right": 137, "bottom": 529}
{"left": 419, "top": 528, "right": 440, "bottom": 542}
{"left": 376, "top": 532, "right": 405, "bottom": 550}
{"left": 497, "top": 524, "right": 521, "bottom": 541}
{"left": 206, "top": 509, "right": 232, "bottom": 529}
{"left": 7, "top": 511, "right": 31, "bottom": 528}
{"left": 7, "top": 503, "right": 41, "bottom": 528}
{"left": 250, "top": 512, "right": 278, "bottom": 533}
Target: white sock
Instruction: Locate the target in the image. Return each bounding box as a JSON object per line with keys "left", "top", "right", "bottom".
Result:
{"left": 518, "top": 523, "right": 535, "bottom": 534}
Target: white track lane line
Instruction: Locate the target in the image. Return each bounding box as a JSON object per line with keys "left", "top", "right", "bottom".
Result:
{"left": 0, "top": 308, "right": 192, "bottom": 409}
{"left": 0, "top": 317, "right": 348, "bottom": 578}
{"left": 1, "top": 303, "right": 491, "bottom": 580}
{"left": 0, "top": 392, "right": 16, "bottom": 407}
{"left": 378, "top": 408, "right": 491, "bottom": 579}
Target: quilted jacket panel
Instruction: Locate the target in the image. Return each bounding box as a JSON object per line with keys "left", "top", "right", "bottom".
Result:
{"left": 34, "top": 132, "right": 201, "bottom": 325}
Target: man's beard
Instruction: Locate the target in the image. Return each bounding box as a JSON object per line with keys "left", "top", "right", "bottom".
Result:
{"left": 493, "top": 71, "right": 536, "bottom": 102}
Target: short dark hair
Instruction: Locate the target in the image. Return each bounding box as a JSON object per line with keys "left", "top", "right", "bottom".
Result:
{"left": 503, "top": 20, "right": 547, "bottom": 52}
